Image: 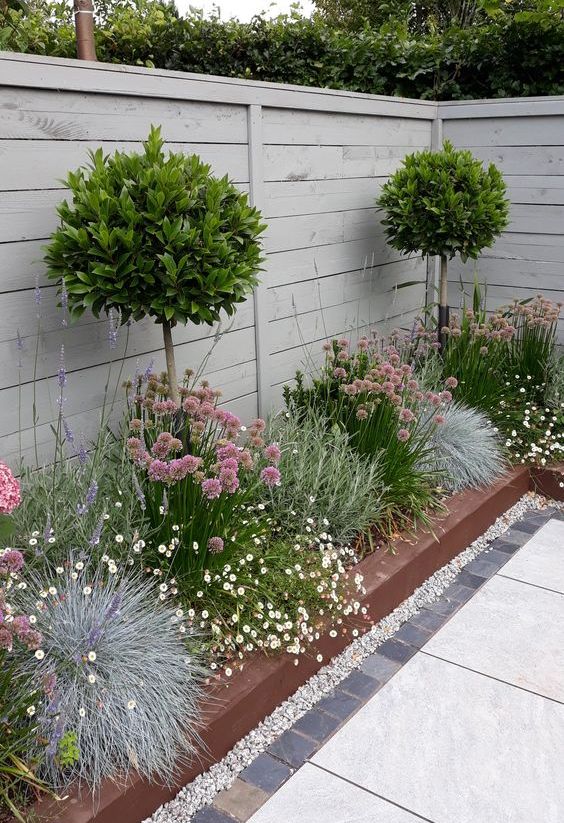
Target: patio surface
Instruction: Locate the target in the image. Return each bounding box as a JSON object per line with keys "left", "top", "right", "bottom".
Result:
{"left": 242, "top": 516, "right": 564, "bottom": 823}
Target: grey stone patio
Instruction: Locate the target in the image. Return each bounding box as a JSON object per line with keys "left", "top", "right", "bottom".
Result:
{"left": 243, "top": 516, "right": 564, "bottom": 823}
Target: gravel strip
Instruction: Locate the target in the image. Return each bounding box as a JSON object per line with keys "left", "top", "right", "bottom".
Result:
{"left": 145, "top": 492, "right": 559, "bottom": 823}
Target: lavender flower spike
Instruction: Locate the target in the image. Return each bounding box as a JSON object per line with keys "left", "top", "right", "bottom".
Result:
{"left": 88, "top": 514, "right": 105, "bottom": 546}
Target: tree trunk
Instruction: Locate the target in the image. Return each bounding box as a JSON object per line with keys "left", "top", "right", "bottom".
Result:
{"left": 162, "top": 320, "right": 180, "bottom": 406}
{"left": 438, "top": 254, "right": 449, "bottom": 351}
{"left": 73, "top": 0, "right": 97, "bottom": 61}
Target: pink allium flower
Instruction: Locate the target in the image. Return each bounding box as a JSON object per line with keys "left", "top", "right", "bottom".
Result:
{"left": 337, "top": 351, "right": 349, "bottom": 362}
{"left": 322, "top": 341, "right": 332, "bottom": 352}
{"left": 0, "top": 463, "right": 21, "bottom": 515}
{"left": 433, "top": 414, "right": 446, "bottom": 425}
{"left": 333, "top": 368, "right": 347, "bottom": 379}
{"left": 182, "top": 454, "right": 203, "bottom": 474}
{"left": 397, "top": 428, "right": 410, "bottom": 442}
{"left": 337, "top": 338, "right": 349, "bottom": 349}
{"left": 260, "top": 466, "right": 281, "bottom": 488}
{"left": 0, "top": 627, "right": 12, "bottom": 651}
{"left": 219, "top": 457, "right": 239, "bottom": 472}
{"left": 147, "top": 459, "right": 170, "bottom": 483}
{"left": 356, "top": 408, "right": 368, "bottom": 420}
{"left": 0, "top": 549, "right": 24, "bottom": 575}
{"left": 167, "top": 459, "right": 189, "bottom": 483}
{"left": 250, "top": 418, "right": 266, "bottom": 434}
{"left": 480, "top": 346, "right": 489, "bottom": 355}
{"left": 202, "top": 478, "right": 222, "bottom": 499}
{"left": 219, "top": 467, "right": 239, "bottom": 494}
{"left": 239, "top": 449, "right": 254, "bottom": 470}
{"left": 407, "top": 379, "right": 419, "bottom": 391}
{"left": 183, "top": 396, "right": 200, "bottom": 415}
{"left": 439, "top": 390, "right": 453, "bottom": 403}
{"left": 217, "top": 443, "right": 240, "bottom": 462}
{"left": 264, "top": 443, "right": 281, "bottom": 465}
{"left": 343, "top": 384, "right": 358, "bottom": 396}
{"left": 129, "top": 418, "right": 143, "bottom": 432}
{"left": 207, "top": 536, "right": 225, "bottom": 554}
{"left": 399, "top": 408, "right": 416, "bottom": 423}
{"left": 357, "top": 337, "right": 369, "bottom": 351}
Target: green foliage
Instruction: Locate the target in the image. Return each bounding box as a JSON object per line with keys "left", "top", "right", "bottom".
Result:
{"left": 496, "top": 393, "right": 564, "bottom": 466}
{"left": 283, "top": 338, "right": 445, "bottom": 532}
{"left": 44, "top": 126, "right": 265, "bottom": 329}
{"left": 0, "top": 653, "right": 50, "bottom": 822}
{"left": 56, "top": 731, "right": 80, "bottom": 770}
{"left": 263, "top": 409, "right": 386, "bottom": 543}
{"left": 4, "top": 1, "right": 564, "bottom": 101}
{"left": 377, "top": 141, "right": 509, "bottom": 263}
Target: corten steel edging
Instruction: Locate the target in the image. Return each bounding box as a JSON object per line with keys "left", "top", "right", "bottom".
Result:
{"left": 23, "top": 466, "right": 530, "bottom": 823}
{"left": 529, "top": 463, "right": 564, "bottom": 502}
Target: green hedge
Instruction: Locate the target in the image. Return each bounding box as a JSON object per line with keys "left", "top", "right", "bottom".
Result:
{"left": 2, "top": 1, "right": 564, "bottom": 99}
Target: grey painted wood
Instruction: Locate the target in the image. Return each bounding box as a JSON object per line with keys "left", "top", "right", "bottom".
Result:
{"left": 2, "top": 52, "right": 563, "bottom": 458}
{"left": 443, "top": 108, "right": 564, "bottom": 342}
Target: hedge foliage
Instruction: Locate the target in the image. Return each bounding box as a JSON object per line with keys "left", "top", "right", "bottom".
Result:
{"left": 2, "top": 1, "right": 564, "bottom": 100}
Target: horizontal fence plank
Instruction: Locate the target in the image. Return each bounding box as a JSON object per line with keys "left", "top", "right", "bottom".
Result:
{"left": 449, "top": 256, "right": 564, "bottom": 294}
{"left": 445, "top": 116, "right": 564, "bottom": 147}
{"left": 439, "top": 98, "right": 564, "bottom": 120}
{"left": 451, "top": 145, "right": 564, "bottom": 176}
{"left": 508, "top": 204, "right": 564, "bottom": 235}
{"left": 268, "top": 257, "right": 426, "bottom": 321}
{"left": 264, "top": 177, "right": 384, "bottom": 218}
{"left": 264, "top": 207, "right": 381, "bottom": 253}
{"left": 0, "top": 88, "right": 248, "bottom": 143}
{"left": 262, "top": 108, "right": 431, "bottom": 146}
{"left": 0, "top": 53, "right": 437, "bottom": 118}
{"left": 263, "top": 144, "right": 426, "bottom": 182}
{"left": 267, "top": 237, "right": 410, "bottom": 288}
{"left": 0, "top": 140, "right": 249, "bottom": 192}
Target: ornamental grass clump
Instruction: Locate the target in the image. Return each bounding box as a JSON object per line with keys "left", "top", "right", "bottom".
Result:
{"left": 506, "top": 295, "right": 561, "bottom": 401}
{"left": 125, "top": 369, "right": 280, "bottom": 583}
{"left": 284, "top": 337, "right": 453, "bottom": 531}
{"left": 17, "top": 560, "right": 204, "bottom": 791}
{"left": 44, "top": 126, "right": 266, "bottom": 403}
{"left": 420, "top": 403, "right": 507, "bottom": 493}
{"left": 377, "top": 141, "right": 509, "bottom": 343}
{"left": 262, "top": 409, "right": 385, "bottom": 544}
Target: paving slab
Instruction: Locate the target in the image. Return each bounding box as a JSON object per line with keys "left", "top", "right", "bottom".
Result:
{"left": 311, "top": 653, "right": 564, "bottom": 823}
{"left": 424, "top": 573, "right": 564, "bottom": 701}
{"left": 247, "top": 763, "right": 424, "bottom": 823}
{"left": 499, "top": 518, "right": 564, "bottom": 594}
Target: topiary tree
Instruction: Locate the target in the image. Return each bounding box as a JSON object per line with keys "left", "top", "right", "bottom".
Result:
{"left": 44, "top": 126, "right": 266, "bottom": 403}
{"left": 376, "top": 140, "right": 509, "bottom": 346}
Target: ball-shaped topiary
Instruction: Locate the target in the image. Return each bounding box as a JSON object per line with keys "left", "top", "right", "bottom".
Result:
{"left": 44, "top": 126, "right": 266, "bottom": 401}
{"left": 377, "top": 140, "right": 509, "bottom": 340}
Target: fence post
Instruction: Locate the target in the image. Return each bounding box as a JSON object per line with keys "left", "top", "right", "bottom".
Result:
{"left": 247, "top": 104, "right": 271, "bottom": 418}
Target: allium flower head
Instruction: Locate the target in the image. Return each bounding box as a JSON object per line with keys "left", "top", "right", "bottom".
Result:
{"left": 397, "top": 428, "right": 410, "bottom": 442}
{"left": 0, "top": 462, "right": 21, "bottom": 514}
{"left": 207, "top": 536, "right": 224, "bottom": 554}
{"left": 260, "top": 466, "right": 282, "bottom": 487}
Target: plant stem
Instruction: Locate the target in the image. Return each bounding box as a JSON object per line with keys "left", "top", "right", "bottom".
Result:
{"left": 439, "top": 254, "right": 449, "bottom": 351}
{"left": 162, "top": 320, "right": 180, "bottom": 405}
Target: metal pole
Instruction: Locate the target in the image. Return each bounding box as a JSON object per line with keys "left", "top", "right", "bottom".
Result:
{"left": 73, "top": 0, "right": 97, "bottom": 61}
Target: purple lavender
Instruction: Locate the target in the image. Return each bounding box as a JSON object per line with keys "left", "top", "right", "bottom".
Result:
{"left": 77, "top": 438, "right": 88, "bottom": 466}
{"left": 77, "top": 480, "right": 98, "bottom": 516}
{"left": 88, "top": 514, "right": 104, "bottom": 546}
{"left": 63, "top": 417, "right": 75, "bottom": 446}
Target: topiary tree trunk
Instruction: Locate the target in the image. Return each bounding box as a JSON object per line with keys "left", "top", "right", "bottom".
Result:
{"left": 439, "top": 254, "right": 449, "bottom": 350}
{"left": 162, "top": 320, "right": 179, "bottom": 405}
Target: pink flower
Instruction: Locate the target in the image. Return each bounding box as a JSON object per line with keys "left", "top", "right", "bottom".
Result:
{"left": 399, "top": 408, "right": 416, "bottom": 423}
{"left": 182, "top": 454, "right": 203, "bottom": 474}
{"left": 0, "top": 463, "right": 21, "bottom": 515}
{"left": 439, "top": 390, "right": 452, "bottom": 403}
{"left": 337, "top": 338, "right": 349, "bottom": 349}
{"left": 357, "top": 337, "right": 370, "bottom": 351}
{"left": 250, "top": 418, "right": 266, "bottom": 434}
{"left": 217, "top": 443, "right": 240, "bottom": 462}
{"left": 333, "top": 367, "right": 347, "bottom": 379}
{"left": 0, "top": 627, "right": 12, "bottom": 651}
{"left": 445, "top": 376, "right": 458, "bottom": 389}
{"left": 433, "top": 414, "right": 446, "bottom": 425}
{"left": 264, "top": 443, "right": 281, "bottom": 465}
{"left": 202, "top": 478, "right": 222, "bottom": 499}
{"left": 0, "top": 549, "right": 24, "bottom": 575}
{"left": 207, "top": 536, "right": 225, "bottom": 554}
{"left": 260, "top": 466, "right": 281, "bottom": 488}
{"left": 239, "top": 449, "right": 254, "bottom": 470}
{"left": 397, "top": 428, "right": 410, "bottom": 442}
{"left": 147, "top": 459, "right": 170, "bottom": 483}
{"left": 219, "top": 467, "right": 239, "bottom": 494}
{"left": 183, "top": 396, "right": 200, "bottom": 415}
{"left": 219, "top": 457, "right": 239, "bottom": 472}
{"left": 356, "top": 407, "right": 368, "bottom": 420}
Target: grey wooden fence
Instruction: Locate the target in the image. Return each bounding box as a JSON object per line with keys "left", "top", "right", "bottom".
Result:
{"left": 0, "top": 52, "right": 563, "bottom": 466}
{"left": 441, "top": 97, "right": 564, "bottom": 326}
